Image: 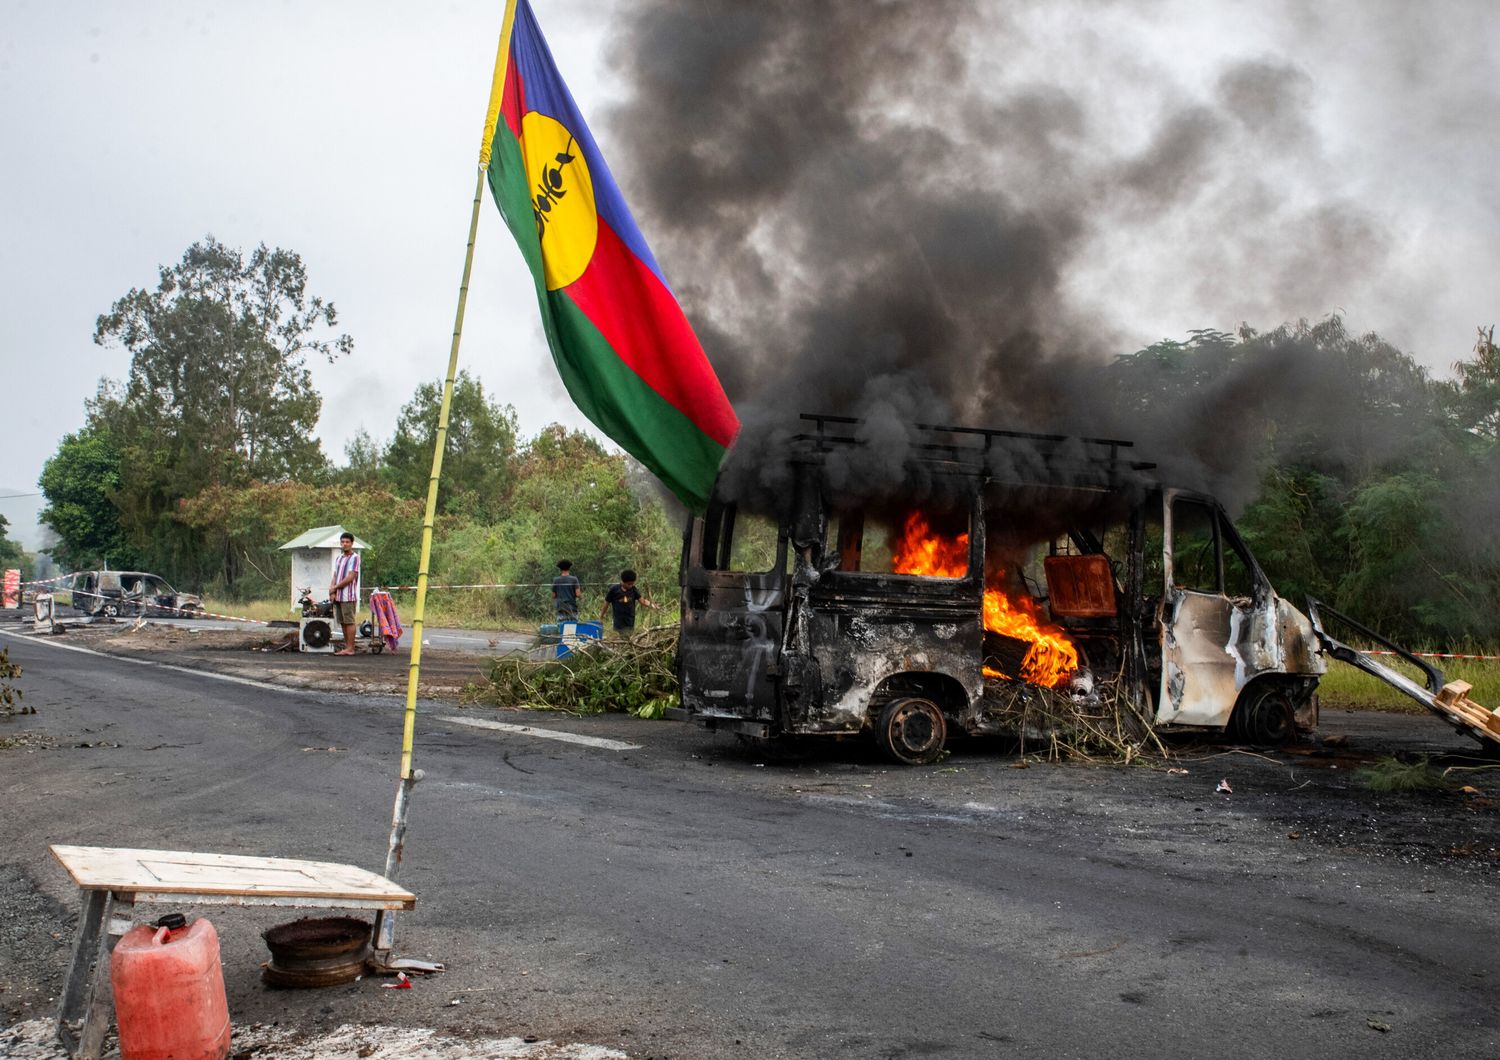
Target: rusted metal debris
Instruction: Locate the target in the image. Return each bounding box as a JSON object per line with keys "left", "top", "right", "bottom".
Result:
{"left": 262, "top": 917, "right": 371, "bottom": 988}
{"left": 1309, "top": 600, "right": 1500, "bottom": 750}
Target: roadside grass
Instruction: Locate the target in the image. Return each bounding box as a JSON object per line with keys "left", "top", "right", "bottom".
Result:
{"left": 1317, "top": 652, "right": 1500, "bottom": 714}
{"left": 199, "top": 597, "right": 297, "bottom": 622}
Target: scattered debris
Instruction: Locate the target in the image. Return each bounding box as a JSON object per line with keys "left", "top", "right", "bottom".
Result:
{"left": 1310, "top": 603, "right": 1500, "bottom": 752}
{"left": 0, "top": 730, "right": 52, "bottom": 750}
{"left": 1215, "top": 779, "right": 1233, "bottom": 794}
{"left": 0, "top": 1019, "right": 628, "bottom": 1059}
{"left": 380, "top": 971, "right": 412, "bottom": 990}
{"left": 0, "top": 646, "right": 27, "bottom": 715}
{"left": 1166, "top": 767, "right": 1189, "bottom": 775}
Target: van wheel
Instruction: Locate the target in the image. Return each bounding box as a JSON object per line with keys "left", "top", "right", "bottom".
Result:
{"left": 101, "top": 603, "right": 119, "bottom": 618}
{"left": 876, "top": 697, "right": 947, "bottom": 765}
{"left": 1236, "top": 685, "right": 1296, "bottom": 746}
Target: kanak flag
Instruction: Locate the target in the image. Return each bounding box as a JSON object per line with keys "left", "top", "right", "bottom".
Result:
{"left": 480, "top": 0, "right": 739, "bottom": 511}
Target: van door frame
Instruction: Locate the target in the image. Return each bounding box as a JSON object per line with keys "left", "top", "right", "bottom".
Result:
{"left": 1157, "top": 489, "right": 1248, "bottom": 728}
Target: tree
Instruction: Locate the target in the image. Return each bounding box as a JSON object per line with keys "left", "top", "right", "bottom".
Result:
{"left": 383, "top": 371, "right": 518, "bottom": 521}
{"left": 0, "top": 513, "right": 32, "bottom": 579}
{"left": 338, "top": 429, "right": 386, "bottom": 487}
{"left": 89, "top": 236, "right": 351, "bottom": 585}
{"left": 1106, "top": 317, "right": 1500, "bottom": 644}
{"left": 38, "top": 424, "right": 130, "bottom": 570}
{"left": 1447, "top": 325, "right": 1500, "bottom": 441}
{"left": 177, "top": 480, "right": 434, "bottom": 599}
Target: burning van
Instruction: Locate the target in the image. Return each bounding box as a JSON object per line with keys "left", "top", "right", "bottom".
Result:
{"left": 674, "top": 415, "right": 1325, "bottom": 763}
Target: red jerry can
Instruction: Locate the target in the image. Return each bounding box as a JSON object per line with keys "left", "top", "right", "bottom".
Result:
{"left": 110, "top": 914, "right": 231, "bottom": 1060}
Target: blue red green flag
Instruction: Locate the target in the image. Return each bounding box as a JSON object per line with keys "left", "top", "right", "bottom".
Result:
{"left": 478, "top": 0, "right": 739, "bottom": 512}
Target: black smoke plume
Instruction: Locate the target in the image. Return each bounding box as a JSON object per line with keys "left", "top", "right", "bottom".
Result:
{"left": 603, "top": 0, "right": 1401, "bottom": 511}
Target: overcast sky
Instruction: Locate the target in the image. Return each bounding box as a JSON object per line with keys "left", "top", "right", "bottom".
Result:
{"left": 2, "top": 0, "right": 1495, "bottom": 549}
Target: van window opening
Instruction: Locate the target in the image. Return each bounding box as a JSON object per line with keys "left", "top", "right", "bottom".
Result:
{"left": 1171, "top": 498, "right": 1219, "bottom": 592}
{"left": 830, "top": 507, "right": 972, "bottom": 578}
{"left": 699, "top": 502, "right": 784, "bottom": 574}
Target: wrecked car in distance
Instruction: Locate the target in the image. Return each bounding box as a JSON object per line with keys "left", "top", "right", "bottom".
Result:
{"left": 71, "top": 571, "right": 204, "bottom": 619}
{"left": 674, "top": 415, "right": 1325, "bottom": 764}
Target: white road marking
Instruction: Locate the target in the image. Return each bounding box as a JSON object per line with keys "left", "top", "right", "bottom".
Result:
{"left": 436, "top": 714, "right": 640, "bottom": 751}
{"left": 0, "top": 628, "right": 301, "bottom": 696}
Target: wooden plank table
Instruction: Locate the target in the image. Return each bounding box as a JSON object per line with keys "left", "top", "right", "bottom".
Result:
{"left": 50, "top": 845, "right": 416, "bottom": 1060}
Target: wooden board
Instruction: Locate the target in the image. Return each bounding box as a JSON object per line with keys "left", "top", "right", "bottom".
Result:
{"left": 50, "top": 846, "right": 415, "bottom": 908}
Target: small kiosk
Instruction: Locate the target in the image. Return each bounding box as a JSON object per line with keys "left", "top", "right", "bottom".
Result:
{"left": 279, "top": 526, "right": 368, "bottom": 652}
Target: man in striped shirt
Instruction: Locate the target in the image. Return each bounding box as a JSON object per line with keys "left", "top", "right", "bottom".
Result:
{"left": 330, "top": 531, "right": 361, "bottom": 656}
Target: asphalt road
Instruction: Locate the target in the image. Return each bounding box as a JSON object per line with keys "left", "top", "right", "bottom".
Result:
{"left": 1, "top": 632, "right": 1496, "bottom": 1059}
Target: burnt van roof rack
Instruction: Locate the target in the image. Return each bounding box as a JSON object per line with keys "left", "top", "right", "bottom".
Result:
{"left": 796, "top": 414, "right": 1157, "bottom": 477}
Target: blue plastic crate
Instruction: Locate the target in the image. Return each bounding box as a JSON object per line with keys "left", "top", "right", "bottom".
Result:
{"left": 556, "top": 621, "right": 602, "bottom": 658}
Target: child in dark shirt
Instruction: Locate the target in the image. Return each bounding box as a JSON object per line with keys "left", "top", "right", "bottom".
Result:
{"left": 601, "top": 568, "right": 656, "bottom": 635}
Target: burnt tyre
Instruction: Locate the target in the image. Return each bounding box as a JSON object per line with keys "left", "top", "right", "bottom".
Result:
{"left": 876, "top": 697, "right": 947, "bottom": 765}
{"left": 100, "top": 603, "right": 119, "bottom": 618}
{"left": 1236, "top": 684, "right": 1297, "bottom": 746}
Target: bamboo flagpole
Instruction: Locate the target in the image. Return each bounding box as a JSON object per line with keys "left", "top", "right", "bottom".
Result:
{"left": 370, "top": 0, "right": 521, "bottom": 965}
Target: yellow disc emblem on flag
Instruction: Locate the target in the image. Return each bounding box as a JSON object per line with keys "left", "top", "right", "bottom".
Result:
{"left": 521, "top": 111, "right": 598, "bottom": 291}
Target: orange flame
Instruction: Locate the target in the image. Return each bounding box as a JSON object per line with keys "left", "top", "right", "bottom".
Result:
{"left": 889, "top": 512, "right": 969, "bottom": 578}
{"left": 890, "top": 512, "right": 1078, "bottom": 688}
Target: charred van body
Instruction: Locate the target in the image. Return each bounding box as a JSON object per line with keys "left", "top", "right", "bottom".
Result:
{"left": 675, "top": 415, "right": 1324, "bottom": 764}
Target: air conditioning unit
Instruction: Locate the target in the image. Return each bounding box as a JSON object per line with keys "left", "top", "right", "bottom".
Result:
{"left": 299, "top": 616, "right": 335, "bottom": 653}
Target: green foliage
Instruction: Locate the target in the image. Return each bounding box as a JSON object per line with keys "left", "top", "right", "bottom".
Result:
{"left": 431, "top": 425, "right": 682, "bottom": 622}
{"left": 1107, "top": 327, "right": 1243, "bottom": 420}
{"left": 335, "top": 429, "right": 386, "bottom": 489}
{"left": 171, "top": 420, "right": 684, "bottom": 621}
{"left": 87, "top": 236, "right": 350, "bottom": 587}
{"left": 1447, "top": 326, "right": 1500, "bottom": 440}
{"left": 1236, "top": 466, "right": 1348, "bottom": 606}
{"left": 38, "top": 424, "right": 131, "bottom": 569}
{"left": 1355, "top": 755, "right": 1447, "bottom": 793}
{"left": 382, "top": 371, "right": 518, "bottom": 521}
{"left": 177, "top": 481, "right": 432, "bottom": 601}
{"left": 466, "top": 628, "right": 679, "bottom": 715}
{"left": 1114, "top": 315, "right": 1500, "bottom": 645}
